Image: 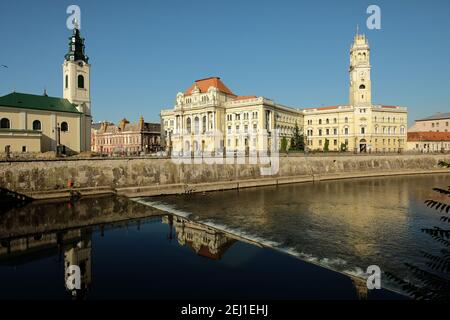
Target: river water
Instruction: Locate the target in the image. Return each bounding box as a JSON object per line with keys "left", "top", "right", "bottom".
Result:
{"left": 140, "top": 173, "right": 450, "bottom": 293}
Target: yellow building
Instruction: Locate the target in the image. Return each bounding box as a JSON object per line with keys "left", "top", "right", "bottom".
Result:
{"left": 0, "top": 25, "right": 91, "bottom": 155}
{"left": 161, "top": 77, "right": 303, "bottom": 156}
{"left": 161, "top": 32, "right": 408, "bottom": 154}
{"left": 303, "top": 33, "right": 407, "bottom": 153}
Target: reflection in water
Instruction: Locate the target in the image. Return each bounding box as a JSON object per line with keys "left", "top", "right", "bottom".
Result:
{"left": 163, "top": 215, "right": 236, "bottom": 260}
{"left": 0, "top": 189, "right": 409, "bottom": 299}
{"left": 144, "top": 174, "right": 450, "bottom": 293}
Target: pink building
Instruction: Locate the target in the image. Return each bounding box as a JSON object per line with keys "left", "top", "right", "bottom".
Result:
{"left": 91, "top": 117, "right": 161, "bottom": 155}
{"left": 408, "top": 112, "right": 450, "bottom": 132}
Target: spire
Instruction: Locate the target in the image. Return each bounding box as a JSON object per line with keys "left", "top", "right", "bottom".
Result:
{"left": 64, "top": 24, "right": 89, "bottom": 63}
{"left": 356, "top": 24, "right": 359, "bottom": 36}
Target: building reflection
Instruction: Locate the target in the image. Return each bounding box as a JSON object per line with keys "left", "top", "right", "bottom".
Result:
{"left": 0, "top": 227, "right": 92, "bottom": 299}
{"left": 0, "top": 209, "right": 238, "bottom": 298}
{"left": 163, "top": 215, "right": 236, "bottom": 260}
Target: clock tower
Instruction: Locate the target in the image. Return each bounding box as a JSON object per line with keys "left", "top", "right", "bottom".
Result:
{"left": 349, "top": 31, "right": 372, "bottom": 107}
{"left": 63, "top": 22, "right": 92, "bottom": 151}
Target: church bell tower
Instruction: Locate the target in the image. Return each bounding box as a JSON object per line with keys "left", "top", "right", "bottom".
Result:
{"left": 62, "top": 21, "right": 92, "bottom": 151}
{"left": 349, "top": 30, "right": 372, "bottom": 107}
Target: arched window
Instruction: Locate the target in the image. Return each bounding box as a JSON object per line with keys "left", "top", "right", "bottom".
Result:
{"left": 61, "top": 122, "right": 69, "bottom": 132}
{"left": 186, "top": 118, "right": 191, "bottom": 133}
{"left": 0, "top": 118, "right": 10, "bottom": 129}
{"left": 65, "top": 75, "right": 69, "bottom": 89}
{"left": 326, "top": 118, "right": 329, "bottom": 124}
{"left": 359, "top": 84, "right": 366, "bottom": 90}
{"left": 77, "top": 75, "right": 84, "bottom": 89}
{"left": 202, "top": 116, "right": 207, "bottom": 133}
{"left": 344, "top": 117, "right": 348, "bottom": 123}
{"left": 194, "top": 117, "right": 199, "bottom": 134}
{"left": 318, "top": 119, "right": 322, "bottom": 125}
{"left": 32, "top": 120, "right": 41, "bottom": 131}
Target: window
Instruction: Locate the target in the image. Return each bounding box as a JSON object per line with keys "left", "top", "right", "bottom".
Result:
{"left": 32, "top": 120, "right": 41, "bottom": 131}
{"left": 186, "top": 118, "right": 191, "bottom": 133}
{"left": 344, "top": 127, "right": 349, "bottom": 135}
{"left": 359, "top": 84, "right": 366, "bottom": 90}
{"left": 318, "top": 129, "right": 322, "bottom": 136}
{"left": 202, "top": 116, "right": 206, "bottom": 133}
{"left": 318, "top": 119, "right": 322, "bottom": 125}
{"left": 361, "top": 127, "right": 365, "bottom": 134}
{"left": 344, "top": 117, "right": 348, "bottom": 123}
{"left": 0, "top": 118, "right": 10, "bottom": 129}
{"left": 77, "top": 75, "right": 85, "bottom": 88}
{"left": 22, "top": 146, "right": 27, "bottom": 153}
{"left": 194, "top": 117, "right": 199, "bottom": 134}
{"left": 326, "top": 119, "right": 329, "bottom": 124}
{"left": 61, "top": 122, "right": 69, "bottom": 132}
{"left": 65, "top": 75, "right": 69, "bottom": 89}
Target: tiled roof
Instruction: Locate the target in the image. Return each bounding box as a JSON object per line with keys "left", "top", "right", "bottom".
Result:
{"left": 416, "top": 112, "right": 450, "bottom": 121}
{"left": 407, "top": 131, "right": 450, "bottom": 142}
{"left": 0, "top": 92, "right": 81, "bottom": 114}
{"left": 185, "top": 77, "right": 235, "bottom": 96}
{"left": 234, "top": 95, "right": 257, "bottom": 101}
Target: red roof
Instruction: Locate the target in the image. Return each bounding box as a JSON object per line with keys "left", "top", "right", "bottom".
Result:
{"left": 234, "top": 95, "right": 257, "bottom": 101}
{"left": 408, "top": 131, "right": 450, "bottom": 142}
{"left": 185, "top": 77, "right": 235, "bottom": 96}
{"left": 305, "top": 106, "right": 339, "bottom": 111}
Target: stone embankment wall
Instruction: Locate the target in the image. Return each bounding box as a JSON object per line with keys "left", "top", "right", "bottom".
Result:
{"left": 0, "top": 154, "right": 449, "bottom": 198}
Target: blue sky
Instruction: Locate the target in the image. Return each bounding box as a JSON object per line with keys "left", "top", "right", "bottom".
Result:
{"left": 0, "top": 0, "right": 449, "bottom": 125}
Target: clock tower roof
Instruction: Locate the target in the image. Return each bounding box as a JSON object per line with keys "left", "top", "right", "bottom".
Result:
{"left": 64, "top": 27, "right": 89, "bottom": 63}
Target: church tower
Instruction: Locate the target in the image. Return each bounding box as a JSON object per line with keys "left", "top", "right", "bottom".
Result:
{"left": 62, "top": 22, "right": 92, "bottom": 151}
{"left": 349, "top": 30, "right": 372, "bottom": 107}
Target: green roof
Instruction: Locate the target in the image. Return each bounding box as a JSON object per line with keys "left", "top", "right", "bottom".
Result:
{"left": 0, "top": 92, "right": 82, "bottom": 114}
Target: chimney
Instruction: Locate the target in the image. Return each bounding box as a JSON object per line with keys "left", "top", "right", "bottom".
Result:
{"left": 139, "top": 115, "right": 145, "bottom": 130}
{"left": 119, "top": 118, "right": 129, "bottom": 131}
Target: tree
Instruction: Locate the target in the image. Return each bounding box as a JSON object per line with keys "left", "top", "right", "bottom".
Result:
{"left": 340, "top": 143, "right": 348, "bottom": 152}
{"left": 290, "top": 122, "right": 305, "bottom": 151}
{"left": 323, "top": 139, "right": 330, "bottom": 152}
{"left": 386, "top": 161, "right": 450, "bottom": 300}
{"left": 280, "top": 136, "right": 288, "bottom": 152}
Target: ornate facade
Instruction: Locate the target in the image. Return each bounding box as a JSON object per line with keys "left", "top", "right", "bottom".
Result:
{"left": 303, "top": 33, "right": 408, "bottom": 153}
{"left": 161, "top": 33, "right": 408, "bottom": 154}
{"left": 160, "top": 77, "right": 302, "bottom": 156}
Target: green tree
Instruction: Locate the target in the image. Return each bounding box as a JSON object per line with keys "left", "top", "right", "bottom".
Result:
{"left": 340, "top": 143, "right": 347, "bottom": 152}
{"left": 280, "top": 136, "right": 288, "bottom": 152}
{"left": 290, "top": 122, "right": 305, "bottom": 151}
{"left": 323, "top": 139, "right": 329, "bottom": 152}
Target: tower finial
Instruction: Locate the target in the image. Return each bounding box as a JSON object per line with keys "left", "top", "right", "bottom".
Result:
{"left": 356, "top": 24, "right": 359, "bottom": 36}
{"left": 73, "top": 18, "right": 79, "bottom": 30}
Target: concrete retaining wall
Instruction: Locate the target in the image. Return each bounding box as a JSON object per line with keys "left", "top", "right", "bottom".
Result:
{"left": 0, "top": 154, "right": 449, "bottom": 198}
